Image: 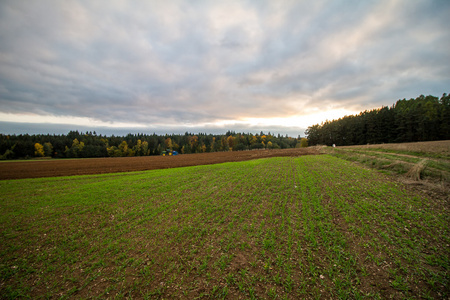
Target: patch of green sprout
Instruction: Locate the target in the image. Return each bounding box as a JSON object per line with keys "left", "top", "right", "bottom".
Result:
{"left": 0, "top": 155, "right": 448, "bottom": 299}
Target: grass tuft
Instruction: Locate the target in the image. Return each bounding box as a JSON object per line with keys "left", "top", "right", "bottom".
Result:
{"left": 406, "top": 159, "right": 429, "bottom": 181}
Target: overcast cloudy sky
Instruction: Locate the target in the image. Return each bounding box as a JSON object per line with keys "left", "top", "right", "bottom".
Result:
{"left": 0, "top": 0, "right": 449, "bottom": 136}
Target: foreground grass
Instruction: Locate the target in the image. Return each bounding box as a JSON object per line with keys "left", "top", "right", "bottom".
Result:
{"left": 0, "top": 155, "right": 448, "bottom": 299}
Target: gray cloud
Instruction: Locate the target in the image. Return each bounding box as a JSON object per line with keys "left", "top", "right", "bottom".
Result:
{"left": 0, "top": 0, "right": 449, "bottom": 135}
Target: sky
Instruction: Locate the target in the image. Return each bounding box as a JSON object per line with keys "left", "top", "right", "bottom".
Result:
{"left": 0, "top": 0, "right": 449, "bottom": 137}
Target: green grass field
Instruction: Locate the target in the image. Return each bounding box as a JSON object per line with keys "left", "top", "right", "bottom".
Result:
{"left": 0, "top": 155, "right": 448, "bottom": 299}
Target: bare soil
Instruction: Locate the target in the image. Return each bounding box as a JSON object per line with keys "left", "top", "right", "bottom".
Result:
{"left": 0, "top": 148, "right": 319, "bottom": 180}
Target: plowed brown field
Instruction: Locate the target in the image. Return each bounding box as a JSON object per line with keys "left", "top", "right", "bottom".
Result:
{"left": 0, "top": 148, "right": 319, "bottom": 180}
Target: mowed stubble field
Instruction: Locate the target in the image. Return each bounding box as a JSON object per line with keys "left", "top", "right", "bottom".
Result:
{"left": 0, "top": 143, "right": 449, "bottom": 299}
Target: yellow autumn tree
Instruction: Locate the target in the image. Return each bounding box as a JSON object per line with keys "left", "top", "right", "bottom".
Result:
{"left": 118, "top": 141, "right": 134, "bottom": 156}
{"left": 300, "top": 138, "right": 308, "bottom": 147}
{"left": 65, "top": 139, "right": 85, "bottom": 158}
{"left": 227, "top": 135, "right": 235, "bottom": 150}
{"left": 142, "top": 141, "right": 149, "bottom": 155}
{"left": 221, "top": 136, "right": 229, "bottom": 151}
{"left": 189, "top": 135, "right": 198, "bottom": 150}
{"left": 72, "top": 139, "right": 85, "bottom": 152}
{"left": 165, "top": 138, "right": 173, "bottom": 150}
{"left": 34, "top": 143, "right": 45, "bottom": 157}
{"left": 134, "top": 139, "right": 142, "bottom": 155}
{"left": 106, "top": 145, "right": 117, "bottom": 157}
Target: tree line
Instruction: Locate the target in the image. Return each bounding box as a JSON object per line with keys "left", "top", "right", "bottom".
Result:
{"left": 0, "top": 130, "right": 306, "bottom": 160}
{"left": 306, "top": 94, "right": 450, "bottom": 146}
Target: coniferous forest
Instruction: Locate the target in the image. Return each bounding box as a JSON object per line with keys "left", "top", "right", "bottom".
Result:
{"left": 0, "top": 131, "right": 301, "bottom": 160}
{"left": 306, "top": 94, "right": 450, "bottom": 146}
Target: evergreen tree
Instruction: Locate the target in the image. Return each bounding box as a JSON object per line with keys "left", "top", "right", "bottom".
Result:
{"left": 306, "top": 93, "right": 450, "bottom": 146}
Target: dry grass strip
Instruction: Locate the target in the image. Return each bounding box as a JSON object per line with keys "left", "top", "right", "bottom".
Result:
{"left": 406, "top": 159, "right": 429, "bottom": 181}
